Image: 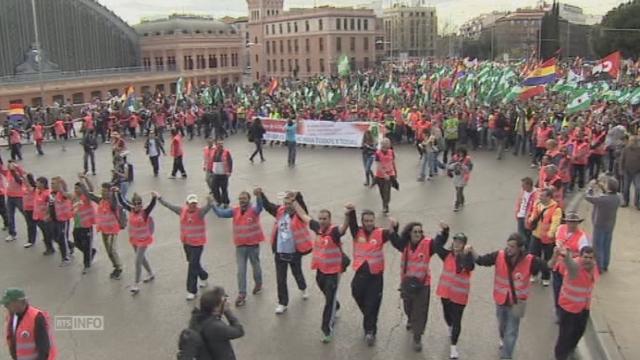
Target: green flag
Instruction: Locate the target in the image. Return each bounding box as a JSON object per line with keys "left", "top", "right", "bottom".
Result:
{"left": 338, "top": 55, "right": 350, "bottom": 77}
{"left": 629, "top": 88, "right": 640, "bottom": 105}
{"left": 566, "top": 89, "right": 591, "bottom": 114}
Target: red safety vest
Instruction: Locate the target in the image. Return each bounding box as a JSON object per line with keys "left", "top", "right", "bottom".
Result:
{"left": 33, "top": 189, "right": 51, "bottom": 221}
{"left": 232, "top": 206, "right": 264, "bottom": 246}
{"left": 436, "top": 252, "right": 472, "bottom": 305}
{"left": 128, "top": 212, "right": 154, "bottom": 246}
{"left": 571, "top": 141, "right": 590, "bottom": 165}
{"left": 270, "top": 206, "right": 313, "bottom": 253}
{"left": 170, "top": 135, "right": 183, "bottom": 157}
{"left": 352, "top": 227, "right": 385, "bottom": 274}
{"left": 203, "top": 146, "right": 216, "bottom": 171}
{"left": 0, "top": 173, "right": 6, "bottom": 196}
{"left": 53, "top": 192, "right": 73, "bottom": 221}
{"left": 95, "top": 199, "right": 120, "bottom": 234}
{"left": 5, "top": 306, "right": 57, "bottom": 360}
{"left": 536, "top": 127, "right": 553, "bottom": 148}
{"left": 33, "top": 125, "right": 44, "bottom": 141}
{"left": 559, "top": 259, "right": 599, "bottom": 313}
{"left": 180, "top": 207, "right": 207, "bottom": 246}
{"left": 9, "top": 129, "right": 21, "bottom": 145}
{"left": 375, "top": 149, "right": 396, "bottom": 178}
{"left": 401, "top": 237, "right": 433, "bottom": 285}
{"left": 6, "top": 171, "right": 24, "bottom": 197}
{"left": 74, "top": 195, "right": 96, "bottom": 228}
{"left": 22, "top": 186, "right": 35, "bottom": 211}
{"left": 311, "top": 226, "right": 342, "bottom": 274}
{"left": 54, "top": 121, "right": 65, "bottom": 135}
{"left": 553, "top": 225, "right": 587, "bottom": 271}
{"left": 493, "top": 250, "right": 533, "bottom": 305}
{"left": 590, "top": 131, "right": 607, "bottom": 156}
{"left": 211, "top": 149, "right": 232, "bottom": 175}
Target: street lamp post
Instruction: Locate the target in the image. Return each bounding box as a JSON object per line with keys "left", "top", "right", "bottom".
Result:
{"left": 30, "top": 0, "right": 45, "bottom": 106}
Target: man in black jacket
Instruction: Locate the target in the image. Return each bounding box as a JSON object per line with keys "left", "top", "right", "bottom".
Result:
{"left": 81, "top": 129, "right": 98, "bottom": 175}
{"left": 3, "top": 288, "right": 52, "bottom": 360}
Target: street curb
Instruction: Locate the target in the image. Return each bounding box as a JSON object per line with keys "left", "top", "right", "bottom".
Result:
{"left": 579, "top": 300, "right": 625, "bottom": 360}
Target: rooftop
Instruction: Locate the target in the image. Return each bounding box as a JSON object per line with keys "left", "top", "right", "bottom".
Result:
{"left": 134, "top": 14, "right": 238, "bottom": 37}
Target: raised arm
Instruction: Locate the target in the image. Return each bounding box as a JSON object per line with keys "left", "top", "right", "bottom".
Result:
{"left": 155, "top": 193, "right": 182, "bottom": 215}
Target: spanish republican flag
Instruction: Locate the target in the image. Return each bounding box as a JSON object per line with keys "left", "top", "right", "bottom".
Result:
{"left": 522, "top": 58, "right": 557, "bottom": 86}
{"left": 268, "top": 78, "right": 279, "bottom": 96}
{"left": 519, "top": 85, "right": 546, "bottom": 101}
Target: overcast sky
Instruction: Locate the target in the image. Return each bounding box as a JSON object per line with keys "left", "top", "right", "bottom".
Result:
{"left": 97, "top": 0, "right": 624, "bottom": 30}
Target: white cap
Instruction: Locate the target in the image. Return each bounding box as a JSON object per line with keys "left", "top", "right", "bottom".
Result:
{"left": 186, "top": 194, "right": 199, "bottom": 204}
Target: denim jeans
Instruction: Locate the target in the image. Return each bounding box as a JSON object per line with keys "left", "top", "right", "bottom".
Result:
{"left": 496, "top": 304, "right": 521, "bottom": 359}
{"left": 513, "top": 134, "right": 527, "bottom": 156}
{"left": 287, "top": 141, "right": 297, "bottom": 165}
{"left": 622, "top": 171, "right": 640, "bottom": 207}
{"left": 593, "top": 226, "right": 614, "bottom": 271}
{"left": 362, "top": 153, "right": 374, "bottom": 184}
{"left": 6, "top": 196, "right": 23, "bottom": 237}
{"left": 236, "top": 245, "right": 262, "bottom": 295}
{"left": 431, "top": 151, "right": 444, "bottom": 175}
{"left": 418, "top": 152, "right": 434, "bottom": 179}
{"left": 183, "top": 245, "right": 208, "bottom": 294}
{"left": 516, "top": 217, "right": 532, "bottom": 249}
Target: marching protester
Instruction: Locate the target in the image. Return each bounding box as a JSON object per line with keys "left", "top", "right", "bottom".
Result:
{"left": 115, "top": 189, "right": 158, "bottom": 295}
{"left": 8, "top": 126, "right": 22, "bottom": 161}
{"left": 549, "top": 246, "right": 599, "bottom": 360}
{"left": 345, "top": 203, "right": 399, "bottom": 346}
{"left": 144, "top": 130, "right": 166, "bottom": 177}
{"left": 285, "top": 118, "right": 299, "bottom": 167}
{"left": 292, "top": 204, "right": 348, "bottom": 343}
{"left": 447, "top": 147, "right": 473, "bottom": 212}
{"left": 32, "top": 122, "right": 45, "bottom": 155}
{"left": 471, "top": 233, "right": 548, "bottom": 360}
{"left": 259, "top": 190, "right": 313, "bottom": 314}
{"left": 51, "top": 176, "right": 75, "bottom": 267}
{"left": 81, "top": 176, "right": 124, "bottom": 280}
{"left": 32, "top": 177, "right": 57, "bottom": 256}
{"left": 514, "top": 177, "right": 537, "bottom": 249}
{"left": 373, "top": 138, "right": 398, "bottom": 214}
{"left": 391, "top": 221, "right": 450, "bottom": 352}
{"left": 2, "top": 160, "right": 26, "bottom": 243}
{"left": 2, "top": 288, "right": 57, "bottom": 360}
{"left": 248, "top": 117, "right": 266, "bottom": 163}
{"left": 619, "top": 135, "right": 640, "bottom": 209}
{"left": 527, "top": 187, "right": 563, "bottom": 286}
{"left": 210, "top": 140, "right": 233, "bottom": 208}
{"left": 203, "top": 137, "right": 217, "bottom": 194}
{"left": 585, "top": 176, "right": 621, "bottom": 272}
{"left": 361, "top": 129, "right": 376, "bottom": 186}
{"left": 22, "top": 173, "right": 38, "bottom": 248}
{"left": 81, "top": 129, "right": 98, "bottom": 175}
{"left": 211, "top": 189, "right": 265, "bottom": 307}
{"left": 435, "top": 232, "right": 475, "bottom": 360}
{"left": 157, "top": 192, "right": 213, "bottom": 300}
{"left": 170, "top": 128, "right": 188, "bottom": 179}
{"left": 72, "top": 174, "right": 98, "bottom": 274}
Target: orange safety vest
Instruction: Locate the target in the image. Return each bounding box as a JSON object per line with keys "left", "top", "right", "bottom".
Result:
{"left": 22, "top": 186, "right": 35, "bottom": 211}
{"left": 493, "top": 250, "right": 533, "bottom": 305}
{"left": 270, "top": 206, "right": 312, "bottom": 253}
{"left": 95, "top": 199, "right": 120, "bottom": 234}
{"left": 5, "top": 306, "right": 58, "bottom": 360}
{"left": 559, "top": 259, "right": 599, "bottom": 313}
{"left": 6, "top": 171, "right": 24, "bottom": 197}
{"left": 553, "top": 225, "right": 588, "bottom": 271}
{"left": 375, "top": 149, "right": 396, "bottom": 178}
{"left": 352, "top": 227, "right": 385, "bottom": 274}
{"left": 530, "top": 202, "right": 560, "bottom": 244}
{"left": 74, "top": 195, "right": 96, "bottom": 228}
{"left": 536, "top": 127, "right": 552, "bottom": 148}
{"left": 311, "top": 226, "right": 342, "bottom": 274}
{"left": 571, "top": 141, "right": 590, "bottom": 165}
{"left": 232, "top": 206, "right": 264, "bottom": 246}
{"left": 53, "top": 192, "right": 73, "bottom": 221}
{"left": 211, "top": 149, "right": 232, "bottom": 175}
{"left": 128, "top": 212, "right": 154, "bottom": 246}
{"left": 180, "top": 207, "right": 207, "bottom": 246}
{"left": 401, "top": 237, "right": 433, "bottom": 286}
{"left": 436, "top": 252, "right": 472, "bottom": 305}
{"left": 54, "top": 121, "right": 65, "bottom": 135}
{"left": 33, "top": 189, "right": 51, "bottom": 221}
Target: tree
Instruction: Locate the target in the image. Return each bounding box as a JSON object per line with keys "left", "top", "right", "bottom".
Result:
{"left": 591, "top": 0, "right": 640, "bottom": 58}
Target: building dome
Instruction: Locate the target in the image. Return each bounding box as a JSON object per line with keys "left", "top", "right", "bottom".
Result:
{"left": 134, "top": 15, "right": 238, "bottom": 37}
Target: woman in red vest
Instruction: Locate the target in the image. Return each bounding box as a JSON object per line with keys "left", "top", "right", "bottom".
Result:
{"left": 115, "top": 189, "right": 157, "bottom": 295}
{"left": 374, "top": 138, "right": 398, "bottom": 214}
{"left": 435, "top": 232, "right": 475, "bottom": 360}
{"left": 169, "top": 128, "right": 187, "bottom": 178}
{"left": 51, "top": 177, "right": 74, "bottom": 267}
{"left": 31, "top": 122, "right": 45, "bottom": 155}
{"left": 72, "top": 175, "right": 98, "bottom": 274}
{"left": 8, "top": 127, "right": 22, "bottom": 161}
{"left": 22, "top": 173, "right": 38, "bottom": 248}
{"left": 33, "top": 177, "right": 56, "bottom": 256}
{"left": 569, "top": 132, "right": 590, "bottom": 191}
{"left": 157, "top": 193, "right": 213, "bottom": 300}
{"left": 391, "top": 221, "right": 450, "bottom": 352}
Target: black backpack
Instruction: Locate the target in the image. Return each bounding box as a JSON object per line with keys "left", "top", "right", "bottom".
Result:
{"left": 177, "top": 327, "right": 211, "bottom": 360}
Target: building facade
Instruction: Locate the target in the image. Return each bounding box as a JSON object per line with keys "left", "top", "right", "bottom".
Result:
{"left": 459, "top": 11, "right": 508, "bottom": 40}
{"left": 382, "top": 5, "right": 437, "bottom": 57}
{"left": 246, "top": 1, "right": 381, "bottom": 80}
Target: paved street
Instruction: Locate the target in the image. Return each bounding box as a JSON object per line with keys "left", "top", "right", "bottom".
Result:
{"left": 0, "top": 136, "right": 562, "bottom": 359}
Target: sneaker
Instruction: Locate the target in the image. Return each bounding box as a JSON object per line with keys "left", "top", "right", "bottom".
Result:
{"left": 530, "top": 276, "right": 537, "bottom": 283}
{"left": 321, "top": 334, "right": 332, "bottom": 344}
{"left": 129, "top": 285, "right": 140, "bottom": 295}
{"left": 542, "top": 279, "right": 550, "bottom": 287}
{"left": 450, "top": 345, "right": 459, "bottom": 359}
{"left": 413, "top": 340, "right": 423, "bottom": 352}
{"left": 301, "top": 289, "right": 309, "bottom": 300}
{"left": 275, "top": 304, "right": 287, "bottom": 314}
{"left": 252, "top": 284, "right": 263, "bottom": 295}
{"left": 365, "top": 333, "right": 376, "bottom": 347}
{"left": 59, "top": 259, "right": 72, "bottom": 267}
{"left": 143, "top": 274, "right": 155, "bottom": 283}
{"left": 182, "top": 174, "right": 188, "bottom": 178}
{"left": 186, "top": 293, "right": 196, "bottom": 301}
{"left": 235, "top": 294, "right": 246, "bottom": 307}
{"left": 112, "top": 269, "right": 123, "bottom": 280}
{"left": 23, "top": 243, "right": 34, "bottom": 248}
{"left": 453, "top": 207, "right": 460, "bottom": 212}
{"left": 5, "top": 235, "right": 16, "bottom": 242}
{"left": 199, "top": 280, "right": 208, "bottom": 288}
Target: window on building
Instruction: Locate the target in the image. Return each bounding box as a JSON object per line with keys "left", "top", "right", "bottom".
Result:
{"left": 51, "top": 95, "right": 63, "bottom": 105}
{"left": 343, "top": 18, "right": 348, "bottom": 30}
{"left": 72, "top": 92, "right": 85, "bottom": 105}
{"left": 306, "top": 58, "right": 311, "bottom": 73}
{"left": 357, "top": 18, "right": 361, "bottom": 30}
{"left": 288, "top": 59, "right": 292, "bottom": 72}
{"left": 363, "top": 37, "right": 369, "bottom": 51}
{"left": 273, "top": 41, "right": 277, "bottom": 54}
{"left": 287, "top": 39, "right": 292, "bottom": 53}
{"left": 305, "top": 38, "right": 310, "bottom": 52}
{"left": 279, "top": 23, "right": 283, "bottom": 34}
{"left": 319, "top": 58, "right": 325, "bottom": 73}
{"left": 90, "top": 91, "right": 102, "bottom": 99}
{"left": 319, "top": 37, "right": 324, "bottom": 51}
{"left": 337, "top": 18, "right": 341, "bottom": 30}
{"left": 364, "top": 57, "right": 369, "bottom": 69}
{"left": 143, "top": 57, "right": 151, "bottom": 70}
{"left": 319, "top": 19, "right": 323, "bottom": 30}
{"left": 294, "top": 39, "right": 299, "bottom": 53}
{"left": 294, "top": 59, "right": 299, "bottom": 74}
{"left": 294, "top": 22, "right": 298, "bottom": 32}
{"left": 287, "top": 22, "right": 291, "bottom": 33}
{"left": 350, "top": 37, "right": 355, "bottom": 51}
{"left": 155, "top": 57, "right": 164, "bottom": 70}
{"left": 336, "top": 37, "right": 342, "bottom": 51}
{"left": 280, "top": 59, "right": 285, "bottom": 72}
{"left": 305, "top": 20, "right": 309, "bottom": 31}
{"left": 266, "top": 25, "right": 269, "bottom": 35}
{"left": 364, "top": 19, "right": 368, "bottom": 31}
{"left": 266, "top": 41, "right": 270, "bottom": 54}
{"left": 255, "top": 54, "right": 259, "bottom": 65}
{"left": 350, "top": 18, "right": 355, "bottom": 30}
{"left": 211, "top": 55, "right": 218, "bottom": 68}
{"left": 272, "top": 59, "right": 276, "bottom": 72}
{"left": 168, "top": 56, "right": 176, "bottom": 70}
{"left": 267, "top": 60, "right": 271, "bottom": 72}
{"left": 280, "top": 40, "right": 284, "bottom": 53}
{"left": 350, "top": 57, "right": 356, "bottom": 70}
{"left": 272, "top": 24, "right": 275, "bottom": 34}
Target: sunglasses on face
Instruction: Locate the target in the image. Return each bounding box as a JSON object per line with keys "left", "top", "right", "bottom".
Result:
{"left": 412, "top": 230, "right": 424, "bottom": 234}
